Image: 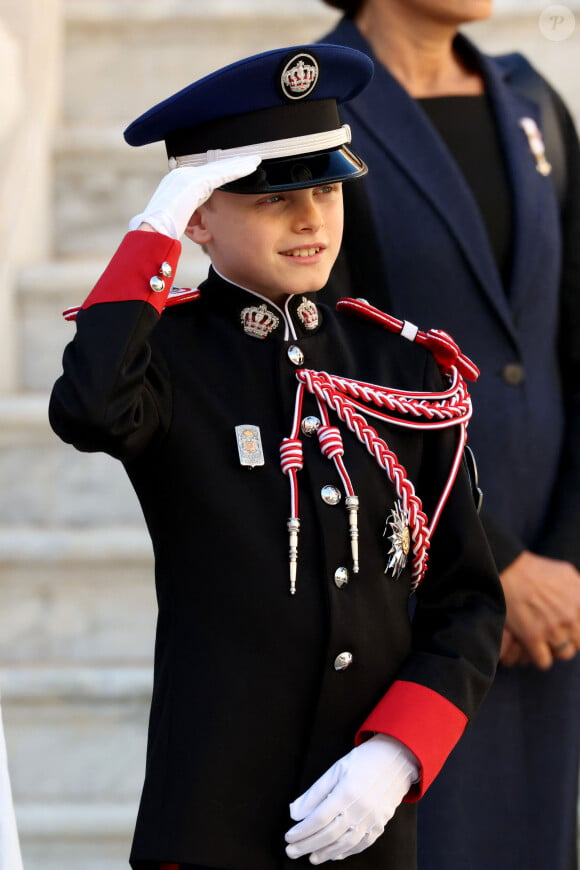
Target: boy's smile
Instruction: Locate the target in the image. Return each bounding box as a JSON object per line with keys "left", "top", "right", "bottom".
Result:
{"left": 280, "top": 245, "right": 324, "bottom": 259}
{"left": 187, "top": 183, "right": 344, "bottom": 304}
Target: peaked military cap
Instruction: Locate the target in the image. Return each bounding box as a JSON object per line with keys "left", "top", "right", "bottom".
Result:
{"left": 123, "top": 44, "right": 374, "bottom": 193}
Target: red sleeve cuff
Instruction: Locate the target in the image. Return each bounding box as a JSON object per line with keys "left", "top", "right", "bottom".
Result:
{"left": 355, "top": 680, "right": 468, "bottom": 799}
{"left": 81, "top": 231, "right": 182, "bottom": 315}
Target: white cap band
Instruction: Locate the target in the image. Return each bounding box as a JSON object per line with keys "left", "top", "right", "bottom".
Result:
{"left": 168, "top": 124, "right": 352, "bottom": 169}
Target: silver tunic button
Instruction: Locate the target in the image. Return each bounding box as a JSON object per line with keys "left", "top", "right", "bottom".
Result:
{"left": 334, "top": 651, "right": 353, "bottom": 671}
{"left": 301, "top": 416, "right": 321, "bottom": 437}
{"left": 287, "top": 345, "right": 304, "bottom": 366}
{"left": 334, "top": 567, "right": 349, "bottom": 589}
{"left": 321, "top": 485, "right": 342, "bottom": 505}
{"left": 149, "top": 276, "right": 165, "bottom": 293}
{"left": 160, "top": 261, "right": 173, "bottom": 278}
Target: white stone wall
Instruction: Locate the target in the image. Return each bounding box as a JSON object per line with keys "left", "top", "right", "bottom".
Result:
{"left": 0, "top": 0, "right": 63, "bottom": 392}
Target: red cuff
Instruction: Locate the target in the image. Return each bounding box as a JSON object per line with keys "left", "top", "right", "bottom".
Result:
{"left": 355, "top": 680, "right": 468, "bottom": 799}
{"left": 81, "top": 231, "right": 182, "bottom": 315}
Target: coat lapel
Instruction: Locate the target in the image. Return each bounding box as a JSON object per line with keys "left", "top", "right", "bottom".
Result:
{"left": 479, "top": 51, "right": 559, "bottom": 317}
{"left": 323, "top": 20, "right": 554, "bottom": 342}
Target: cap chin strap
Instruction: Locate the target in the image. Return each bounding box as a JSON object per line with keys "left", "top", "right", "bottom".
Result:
{"left": 168, "top": 124, "right": 351, "bottom": 169}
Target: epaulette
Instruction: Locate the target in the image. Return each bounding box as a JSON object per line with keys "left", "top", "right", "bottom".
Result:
{"left": 336, "top": 297, "right": 479, "bottom": 382}
{"left": 63, "top": 286, "right": 201, "bottom": 322}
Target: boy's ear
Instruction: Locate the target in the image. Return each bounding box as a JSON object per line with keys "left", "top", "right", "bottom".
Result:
{"left": 184, "top": 207, "right": 212, "bottom": 246}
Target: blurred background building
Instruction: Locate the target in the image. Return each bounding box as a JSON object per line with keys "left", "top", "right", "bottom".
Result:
{"left": 0, "top": 1, "right": 577, "bottom": 866}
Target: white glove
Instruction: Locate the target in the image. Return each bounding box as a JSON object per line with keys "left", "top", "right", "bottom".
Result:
{"left": 285, "top": 734, "right": 419, "bottom": 864}
{"left": 128, "top": 155, "right": 262, "bottom": 239}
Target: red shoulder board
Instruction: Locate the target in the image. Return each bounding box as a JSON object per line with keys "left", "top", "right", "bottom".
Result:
{"left": 63, "top": 286, "right": 201, "bottom": 322}
{"left": 164, "top": 286, "right": 201, "bottom": 307}
{"left": 336, "top": 297, "right": 479, "bottom": 382}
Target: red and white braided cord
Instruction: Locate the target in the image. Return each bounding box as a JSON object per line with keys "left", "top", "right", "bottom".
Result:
{"left": 298, "top": 369, "right": 432, "bottom": 587}
{"left": 279, "top": 363, "right": 471, "bottom": 590}
{"left": 312, "top": 369, "right": 472, "bottom": 429}
{"left": 315, "top": 400, "right": 356, "bottom": 498}
{"left": 280, "top": 383, "right": 306, "bottom": 521}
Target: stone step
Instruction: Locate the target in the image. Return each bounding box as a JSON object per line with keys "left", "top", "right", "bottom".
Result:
{"left": 52, "top": 129, "right": 211, "bottom": 257}
{"left": 59, "top": 0, "right": 578, "bottom": 134}
{"left": 17, "top": 252, "right": 207, "bottom": 389}
{"left": 17, "top": 264, "right": 106, "bottom": 391}
{"left": 1, "top": 666, "right": 152, "bottom": 870}
{"left": 54, "top": 130, "right": 166, "bottom": 257}
{"left": 0, "top": 395, "right": 143, "bottom": 523}
{"left": 0, "top": 526, "right": 155, "bottom": 663}
{"left": 17, "top": 803, "right": 135, "bottom": 870}
{"left": 55, "top": 0, "right": 335, "bottom": 256}
{"left": 61, "top": 0, "right": 336, "bottom": 127}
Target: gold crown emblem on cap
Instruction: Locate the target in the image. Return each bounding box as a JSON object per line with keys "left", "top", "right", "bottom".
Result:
{"left": 296, "top": 297, "right": 319, "bottom": 331}
{"left": 281, "top": 53, "right": 319, "bottom": 101}
{"left": 241, "top": 304, "right": 280, "bottom": 339}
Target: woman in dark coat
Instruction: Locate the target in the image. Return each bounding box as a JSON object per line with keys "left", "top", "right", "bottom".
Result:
{"left": 320, "top": 3, "right": 580, "bottom": 869}
{"left": 49, "top": 43, "right": 504, "bottom": 870}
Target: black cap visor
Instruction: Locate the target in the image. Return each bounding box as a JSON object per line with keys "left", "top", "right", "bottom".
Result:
{"left": 219, "top": 144, "right": 367, "bottom": 194}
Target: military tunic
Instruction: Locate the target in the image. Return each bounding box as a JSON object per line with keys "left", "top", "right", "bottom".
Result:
{"left": 49, "top": 231, "right": 504, "bottom": 870}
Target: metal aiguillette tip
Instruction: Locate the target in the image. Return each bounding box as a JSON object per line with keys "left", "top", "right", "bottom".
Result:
{"left": 287, "top": 517, "right": 300, "bottom": 595}
{"left": 345, "top": 495, "right": 360, "bottom": 574}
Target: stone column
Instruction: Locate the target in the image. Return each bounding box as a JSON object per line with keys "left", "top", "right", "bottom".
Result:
{"left": 0, "top": 0, "right": 63, "bottom": 393}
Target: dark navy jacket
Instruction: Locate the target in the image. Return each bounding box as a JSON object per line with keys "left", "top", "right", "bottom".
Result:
{"left": 321, "top": 18, "right": 580, "bottom": 571}
{"left": 321, "top": 17, "right": 580, "bottom": 870}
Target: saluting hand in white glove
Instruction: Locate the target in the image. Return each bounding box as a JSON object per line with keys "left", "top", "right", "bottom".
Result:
{"left": 285, "top": 734, "right": 419, "bottom": 864}
{"left": 128, "top": 155, "right": 262, "bottom": 239}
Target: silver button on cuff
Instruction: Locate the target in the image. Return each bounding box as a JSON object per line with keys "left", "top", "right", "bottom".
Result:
{"left": 149, "top": 275, "right": 166, "bottom": 293}
{"left": 321, "top": 485, "right": 342, "bottom": 505}
{"left": 334, "top": 651, "right": 353, "bottom": 671}
{"left": 287, "top": 345, "right": 304, "bottom": 366}
{"left": 159, "top": 261, "right": 173, "bottom": 278}
{"left": 334, "top": 567, "right": 349, "bottom": 589}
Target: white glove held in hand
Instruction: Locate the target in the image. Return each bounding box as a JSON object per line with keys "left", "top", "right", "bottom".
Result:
{"left": 128, "top": 155, "right": 262, "bottom": 239}
{"left": 285, "top": 734, "right": 419, "bottom": 864}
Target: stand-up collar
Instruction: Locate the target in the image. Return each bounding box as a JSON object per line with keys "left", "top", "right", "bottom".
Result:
{"left": 198, "top": 267, "right": 324, "bottom": 341}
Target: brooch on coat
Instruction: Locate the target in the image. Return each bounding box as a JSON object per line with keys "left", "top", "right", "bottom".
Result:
{"left": 519, "top": 117, "right": 552, "bottom": 177}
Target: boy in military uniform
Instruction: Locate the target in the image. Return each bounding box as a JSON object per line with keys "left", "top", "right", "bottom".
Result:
{"left": 49, "top": 45, "right": 504, "bottom": 870}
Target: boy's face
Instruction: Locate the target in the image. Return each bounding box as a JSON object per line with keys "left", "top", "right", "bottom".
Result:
{"left": 186, "top": 183, "right": 344, "bottom": 304}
